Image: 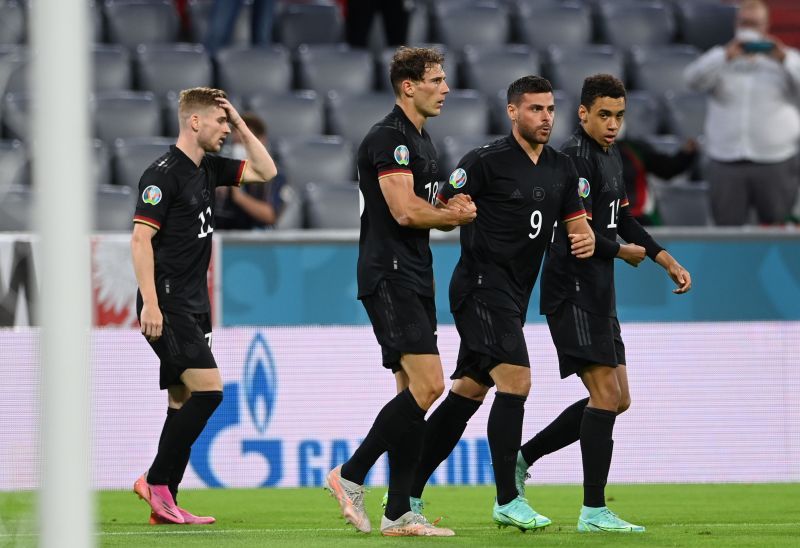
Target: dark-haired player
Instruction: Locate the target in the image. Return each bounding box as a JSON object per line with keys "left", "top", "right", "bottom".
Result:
{"left": 517, "top": 74, "right": 692, "bottom": 533}
{"left": 131, "top": 87, "right": 277, "bottom": 524}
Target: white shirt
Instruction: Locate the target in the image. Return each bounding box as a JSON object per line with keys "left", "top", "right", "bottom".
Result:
{"left": 684, "top": 45, "right": 800, "bottom": 163}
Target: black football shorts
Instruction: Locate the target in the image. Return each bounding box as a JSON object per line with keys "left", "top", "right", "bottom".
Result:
{"left": 450, "top": 289, "right": 530, "bottom": 388}
{"left": 546, "top": 301, "right": 625, "bottom": 379}
{"left": 361, "top": 279, "right": 439, "bottom": 373}
{"left": 140, "top": 309, "right": 217, "bottom": 389}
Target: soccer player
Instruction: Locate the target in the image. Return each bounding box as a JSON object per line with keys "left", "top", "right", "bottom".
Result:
{"left": 409, "top": 75, "right": 595, "bottom": 531}
{"left": 324, "top": 46, "right": 476, "bottom": 537}
{"left": 131, "top": 87, "right": 277, "bottom": 524}
{"left": 516, "top": 74, "right": 692, "bottom": 533}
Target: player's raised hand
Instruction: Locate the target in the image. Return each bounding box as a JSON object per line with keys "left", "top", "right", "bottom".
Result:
{"left": 140, "top": 303, "right": 163, "bottom": 342}
{"left": 216, "top": 96, "right": 243, "bottom": 128}
{"left": 447, "top": 194, "right": 477, "bottom": 225}
{"left": 568, "top": 232, "right": 594, "bottom": 259}
{"left": 668, "top": 262, "right": 692, "bottom": 294}
{"left": 618, "top": 243, "right": 646, "bottom": 267}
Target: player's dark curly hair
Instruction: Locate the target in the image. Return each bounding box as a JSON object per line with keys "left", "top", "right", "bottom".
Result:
{"left": 580, "top": 74, "right": 626, "bottom": 109}
{"left": 507, "top": 75, "right": 553, "bottom": 105}
{"left": 389, "top": 46, "right": 446, "bottom": 97}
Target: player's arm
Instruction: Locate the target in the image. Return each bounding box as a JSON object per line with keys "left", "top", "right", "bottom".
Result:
{"left": 654, "top": 249, "right": 692, "bottom": 294}
{"left": 130, "top": 222, "right": 162, "bottom": 341}
{"left": 217, "top": 97, "right": 277, "bottom": 184}
{"left": 379, "top": 173, "right": 475, "bottom": 230}
{"left": 564, "top": 216, "right": 594, "bottom": 258}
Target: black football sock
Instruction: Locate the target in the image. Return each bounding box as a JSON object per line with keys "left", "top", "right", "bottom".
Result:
{"left": 410, "top": 390, "right": 481, "bottom": 498}
{"left": 154, "top": 407, "right": 182, "bottom": 500}
{"left": 580, "top": 406, "right": 617, "bottom": 508}
{"left": 170, "top": 447, "right": 191, "bottom": 504}
{"left": 520, "top": 397, "right": 589, "bottom": 466}
{"left": 384, "top": 407, "right": 426, "bottom": 520}
{"left": 147, "top": 391, "right": 223, "bottom": 486}
{"left": 341, "top": 389, "right": 425, "bottom": 486}
{"left": 488, "top": 391, "right": 526, "bottom": 506}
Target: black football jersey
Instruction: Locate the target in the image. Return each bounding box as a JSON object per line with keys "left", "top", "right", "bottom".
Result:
{"left": 133, "top": 145, "right": 245, "bottom": 313}
{"left": 357, "top": 105, "right": 443, "bottom": 298}
{"left": 541, "top": 126, "right": 628, "bottom": 317}
{"left": 439, "top": 135, "right": 586, "bottom": 316}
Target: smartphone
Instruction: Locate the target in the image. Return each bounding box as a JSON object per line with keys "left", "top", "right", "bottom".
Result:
{"left": 742, "top": 40, "right": 775, "bottom": 54}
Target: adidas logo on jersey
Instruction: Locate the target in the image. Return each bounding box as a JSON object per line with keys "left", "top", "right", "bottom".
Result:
{"left": 510, "top": 188, "right": 523, "bottom": 200}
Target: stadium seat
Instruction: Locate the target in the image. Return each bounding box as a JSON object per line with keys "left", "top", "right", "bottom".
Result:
{"left": 92, "top": 44, "right": 133, "bottom": 92}
{"left": 461, "top": 44, "right": 540, "bottom": 99}
{"left": 622, "top": 91, "right": 662, "bottom": 140}
{"left": 248, "top": 91, "right": 325, "bottom": 140}
{"left": 664, "top": 90, "right": 708, "bottom": 140}
{"left": 651, "top": 178, "right": 713, "bottom": 226}
{"left": 112, "top": 136, "right": 173, "bottom": 188}
{"left": 215, "top": 46, "right": 292, "bottom": 97}
{"left": 275, "top": 135, "right": 355, "bottom": 188}
{"left": 674, "top": 0, "right": 736, "bottom": 51}
{"left": 326, "top": 91, "right": 394, "bottom": 149}
{"left": 304, "top": 181, "right": 360, "bottom": 229}
{"left": 431, "top": 1, "right": 511, "bottom": 52}
{"left": 92, "top": 139, "right": 113, "bottom": 187}
{"left": 134, "top": 43, "right": 212, "bottom": 99}
{"left": 295, "top": 44, "right": 375, "bottom": 95}
{"left": 95, "top": 184, "right": 136, "bottom": 231}
{"left": 92, "top": 91, "right": 163, "bottom": 143}
{"left": 0, "top": 184, "right": 32, "bottom": 231}
{"left": 103, "top": 0, "right": 182, "bottom": 50}
{"left": 0, "top": 1, "right": 25, "bottom": 44}
{"left": 545, "top": 45, "right": 625, "bottom": 99}
{"left": 595, "top": 0, "right": 675, "bottom": 49}
{"left": 187, "top": 0, "right": 251, "bottom": 46}
{"left": 377, "top": 45, "right": 458, "bottom": 91}
{"left": 2, "top": 92, "right": 30, "bottom": 140}
{"left": 628, "top": 45, "right": 700, "bottom": 96}
{"left": 440, "top": 134, "right": 504, "bottom": 176}
{"left": 514, "top": 1, "right": 592, "bottom": 50}
{"left": 0, "top": 140, "right": 27, "bottom": 195}
{"left": 274, "top": 184, "right": 303, "bottom": 229}
{"left": 91, "top": 0, "right": 105, "bottom": 42}
{"left": 274, "top": 1, "right": 344, "bottom": 50}
{"left": 424, "top": 89, "right": 490, "bottom": 149}
{"left": 0, "top": 45, "right": 28, "bottom": 96}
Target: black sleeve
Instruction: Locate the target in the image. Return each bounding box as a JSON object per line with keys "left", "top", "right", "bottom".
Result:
{"left": 205, "top": 154, "right": 247, "bottom": 188}
{"left": 618, "top": 204, "right": 665, "bottom": 260}
{"left": 437, "top": 149, "right": 486, "bottom": 203}
{"left": 366, "top": 127, "right": 413, "bottom": 179}
{"left": 133, "top": 169, "right": 177, "bottom": 231}
{"left": 593, "top": 232, "right": 621, "bottom": 259}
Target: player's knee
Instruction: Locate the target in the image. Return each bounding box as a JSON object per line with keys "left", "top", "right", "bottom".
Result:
{"left": 415, "top": 380, "right": 445, "bottom": 410}
{"left": 591, "top": 385, "right": 621, "bottom": 411}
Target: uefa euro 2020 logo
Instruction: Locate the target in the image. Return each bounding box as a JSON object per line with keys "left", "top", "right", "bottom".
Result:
{"left": 191, "top": 333, "right": 283, "bottom": 487}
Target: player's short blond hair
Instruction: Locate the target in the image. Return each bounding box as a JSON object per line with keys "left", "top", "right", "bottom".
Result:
{"left": 178, "top": 87, "right": 227, "bottom": 121}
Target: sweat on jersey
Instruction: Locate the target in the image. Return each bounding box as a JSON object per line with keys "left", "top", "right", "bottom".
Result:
{"left": 438, "top": 135, "right": 586, "bottom": 317}
{"left": 133, "top": 145, "right": 245, "bottom": 313}
{"left": 357, "top": 105, "right": 443, "bottom": 299}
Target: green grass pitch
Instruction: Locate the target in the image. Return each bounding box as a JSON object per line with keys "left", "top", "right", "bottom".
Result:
{"left": 2, "top": 484, "right": 799, "bottom": 546}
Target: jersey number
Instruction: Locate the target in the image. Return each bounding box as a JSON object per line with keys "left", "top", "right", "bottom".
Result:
{"left": 198, "top": 207, "right": 214, "bottom": 239}
{"left": 529, "top": 210, "right": 542, "bottom": 239}
{"left": 607, "top": 199, "right": 620, "bottom": 229}
{"left": 425, "top": 181, "right": 439, "bottom": 205}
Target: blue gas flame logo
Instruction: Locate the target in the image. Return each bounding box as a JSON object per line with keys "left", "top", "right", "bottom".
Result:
{"left": 243, "top": 333, "right": 276, "bottom": 434}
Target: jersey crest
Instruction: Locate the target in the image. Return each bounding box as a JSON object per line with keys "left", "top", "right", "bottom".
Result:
{"left": 393, "top": 145, "right": 410, "bottom": 166}
{"left": 142, "top": 185, "right": 163, "bottom": 205}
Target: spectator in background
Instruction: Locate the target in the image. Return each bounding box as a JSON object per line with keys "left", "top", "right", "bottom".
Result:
{"left": 216, "top": 112, "right": 286, "bottom": 229}
{"left": 684, "top": 0, "right": 800, "bottom": 226}
{"left": 345, "top": 0, "right": 412, "bottom": 48}
{"left": 204, "top": 0, "right": 276, "bottom": 54}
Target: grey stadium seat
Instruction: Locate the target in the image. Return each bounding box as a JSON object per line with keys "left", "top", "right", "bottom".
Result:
{"left": 0, "top": 140, "right": 27, "bottom": 195}
{"left": 92, "top": 91, "right": 163, "bottom": 143}
{"left": 0, "top": 184, "right": 32, "bottom": 231}
{"left": 545, "top": 45, "right": 625, "bottom": 99}
{"left": 424, "top": 89, "right": 489, "bottom": 149}
{"left": 432, "top": 1, "right": 511, "bottom": 52}
{"left": 461, "top": 44, "right": 540, "bottom": 99}
{"left": 651, "top": 179, "right": 712, "bottom": 226}
{"left": 276, "top": 136, "right": 355, "bottom": 188}
{"left": 248, "top": 91, "right": 325, "bottom": 140}
{"left": 440, "top": 134, "right": 504, "bottom": 177}
{"left": 112, "top": 137, "right": 173, "bottom": 188}
{"left": 664, "top": 91, "right": 708, "bottom": 140}
{"left": 675, "top": 0, "right": 736, "bottom": 52}
{"left": 304, "top": 182, "right": 360, "bottom": 229}
{"left": 621, "top": 91, "right": 661, "bottom": 140}
{"left": 92, "top": 139, "right": 113, "bottom": 187}
{"left": 628, "top": 45, "right": 700, "bottom": 96}
{"left": 596, "top": 1, "right": 675, "bottom": 49}
{"left": 514, "top": 1, "right": 591, "bottom": 50}
{"left": 0, "top": 1, "right": 25, "bottom": 44}
{"left": 134, "top": 43, "right": 212, "bottom": 98}
{"left": 2, "top": 92, "right": 30, "bottom": 140}
{"left": 95, "top": 184, "right": 136, "bottom": 231}
{"left": 0, "top": 46, "right": 29, "bottom": 96}
{"left": 103, "top": 0, "right": 181, "bottom": 49}
{"left": 296, "top": 45, "right": 375, "bottom": 95}
{"left": 275, "top": 1, "right": 343, "bottom": 50}
{"left": 326, "top": 91, "right": 394, "bottom": 149}
{"left": 92, "top": 44, "right": 133, "bottom": 92}
{"left": 215, "top": 46, "right": 293, "bottom": 97}
{"left": 187, "top": 0, "right": 252, "bottom": 46}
